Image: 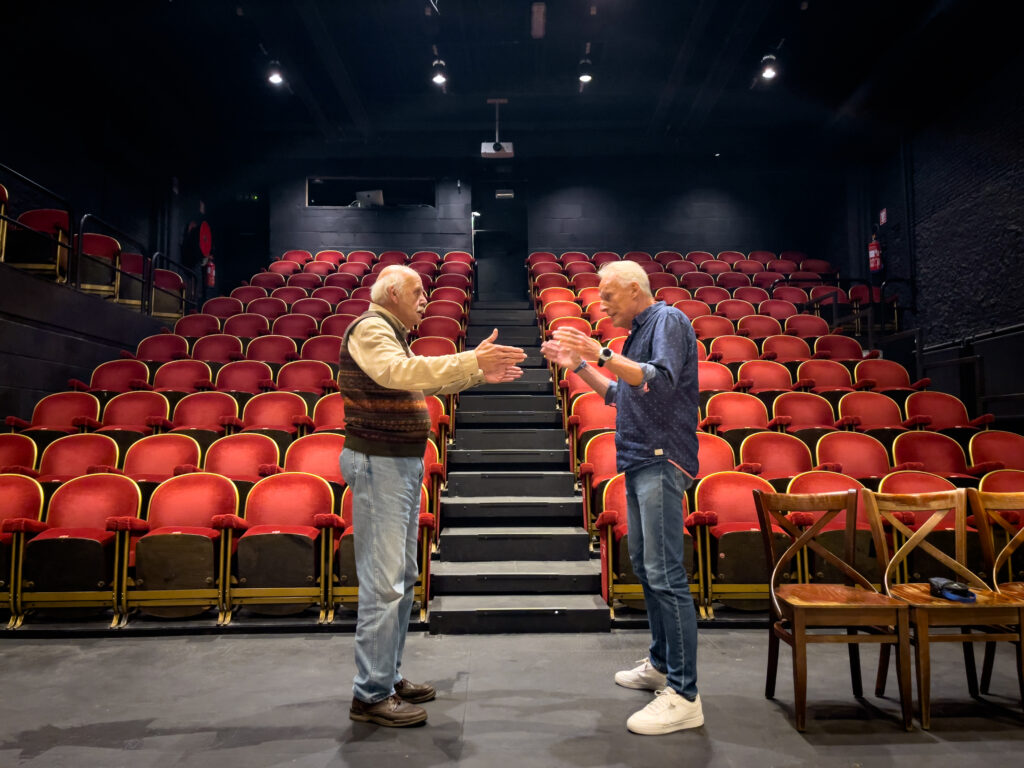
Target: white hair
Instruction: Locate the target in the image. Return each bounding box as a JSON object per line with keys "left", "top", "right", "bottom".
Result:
{"left": 597, "top": 260, "right": 652, "bottom": 297}
{"left": 370, "top": 265, "right": 420, "bottom": 304}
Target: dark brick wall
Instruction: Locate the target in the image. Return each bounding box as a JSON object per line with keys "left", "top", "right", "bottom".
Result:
{"left": 869, "top": 50, "right": 1024, "bottom": 346}
{"left": 526, "top": 157, "right": 841, "bottom": 260}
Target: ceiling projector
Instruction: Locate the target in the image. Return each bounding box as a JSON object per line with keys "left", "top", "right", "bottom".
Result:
{"left": 481, "top": 141, "right": 514, "bottom": 159}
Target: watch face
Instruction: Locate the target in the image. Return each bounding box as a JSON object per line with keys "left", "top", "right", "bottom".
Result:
{"left": 600, "top": 347, "right": 613, "bottom": 359}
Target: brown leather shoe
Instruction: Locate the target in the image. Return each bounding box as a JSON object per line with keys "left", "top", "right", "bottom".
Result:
{"left": 394, "top": 678, "right": 436, "bottom": 703}
{"left": 349, "top": 694, "right": 427, "bottom": 727}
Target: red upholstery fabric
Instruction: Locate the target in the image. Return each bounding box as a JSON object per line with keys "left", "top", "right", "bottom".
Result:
{"left": 105, "top": 516, "right": 149, "bottom": 532}
{"left": 1, "top": 518, "right": 48, "bottom": 534}
{"left": 240, "top": 524, "right": 318, "bottom": 539}
{"left": 31, "top": 527, "right": 116, "bottom": 545}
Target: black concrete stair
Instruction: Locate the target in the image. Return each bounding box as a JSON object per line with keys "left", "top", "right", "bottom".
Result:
{"left": 431, "top": 561, "right": 600, "bottom": 594}
{"left": 439, "top": 526, "right": 590, "bottom": 561}
{"left": 428, "top": 296, "right": 608, "bottom": 633}
{"left": 429, "top": 594, "right": 609, "bottom": 634}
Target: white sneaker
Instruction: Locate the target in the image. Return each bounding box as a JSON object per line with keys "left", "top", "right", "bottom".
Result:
{"left": 614, "top": 658, "right": 668, "bottom": 690}
{"left": 626, "top": 689, "right": 704, "bottom": 735}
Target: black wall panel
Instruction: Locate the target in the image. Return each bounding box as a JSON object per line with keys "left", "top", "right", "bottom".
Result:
{"left": 0, "top": 264, "right": 163, "bottom": 420}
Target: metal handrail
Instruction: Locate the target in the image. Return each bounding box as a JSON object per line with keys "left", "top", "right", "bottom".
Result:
{"left": 76, "top": 213, "right": 155, "bottom": 313}
{"left": 0, "top": 161, "right": 76, "bottom": 274}
{"left": 154, "top": 251, "right": 201, "bottom": 312}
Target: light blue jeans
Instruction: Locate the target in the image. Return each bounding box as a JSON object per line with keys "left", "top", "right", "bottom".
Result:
{"left": 340, "top": 448, "right": 424, "bottom": 704}
{"left": 625, "top": 460, "right": 699, "bottom": 700}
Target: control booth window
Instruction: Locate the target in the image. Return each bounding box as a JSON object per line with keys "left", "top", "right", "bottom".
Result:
{"left": 307, "top": 178, "right": 436, "bottom": 208}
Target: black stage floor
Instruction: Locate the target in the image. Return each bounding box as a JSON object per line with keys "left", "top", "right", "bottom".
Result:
{"left": 3, "top": 628, "right": 1024, "bottom": 766}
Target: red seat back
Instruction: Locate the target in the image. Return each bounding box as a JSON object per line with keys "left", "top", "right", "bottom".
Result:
{"left": 204, "top": 433, "right": 279, "bottom": 478}
{"left": 153, "top": 360, "right": 211, "bottom": 393}
{"left": 30, "top": 392, "right": 101, "bottom": 429}
{"left": 816, "top": 431, "right": 891, "bottom": 479}
{"left": 694, "top": 471, "right": 774, "bottom": 527}
{"left": 245, "top": 335, "right": 297, "bottom": 365}
{"left": 174, "top": 313, "right": 221, "bottom": 337}
{"left": 241, "top": 392, "right": 308, "bottom": 429}
{"left": 245, "top": 472, "right": 333, "bottom": 527}
{"left": 46, "top": 474, "right": 140, "bottom": 529}
{"left": 0, "top": 473, "right": 44, "bottom": 522}
{"left": 192, "top": 334, "right": 244, "bottom": 364}
{"left": 172, "top": 392, "right": 238, "bottom": 430}
{"left": 313, "top": 393, "right": 346, "bottom": 431}
{"left": 38, "top": 433, "right": 119, "bottom": 478}
{"left": 123, "top": 434, "right": 201, "bottom": 480}
{"left": 223, "top": 313, "right": 270, "bottom": 339}
{"left": 284, "top": 433, "right": 346, "bottom": 484}
{"left": 705, "top": 392, "right": 768, "bottom": 431}
{"left": 101, "top": 391, "right": 169, "bottom": 427}
{"left": 301, "top": 335, "right": 344, "bottom": 364}
{"left": 277, "top": 360, "right": 333, "bottom": 394}
{"left": 215, "top": 361, "right": 273, "bottom": 394}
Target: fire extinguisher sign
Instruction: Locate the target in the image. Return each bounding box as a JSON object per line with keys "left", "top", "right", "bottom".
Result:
{"left": 879, "top": 208, "right": 887, "bottom": 225}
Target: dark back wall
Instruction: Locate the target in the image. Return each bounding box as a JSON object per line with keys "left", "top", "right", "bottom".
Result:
{"left": 526, "top": 157, "right": 844, "bottom": 262}
{"left": 868, "top": 49, "right": 1024, "bottom": 347}
{"left": 267, "top": 165, "right": 472, "bottom": 265}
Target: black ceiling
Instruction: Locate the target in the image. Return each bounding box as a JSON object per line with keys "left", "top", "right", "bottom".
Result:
{"left": 2, "top": 0, "right": 1015, "bottom": 171}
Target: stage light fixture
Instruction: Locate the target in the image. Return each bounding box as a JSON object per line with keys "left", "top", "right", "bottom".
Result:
{"left": 578, "top": 57, "right": 593, "bottom": 83}
{"left": 431, "top": 59, "right": 448, "bottom": 86}
{"left": 267, "top": 61, "right": 284, "bottom": 86}
{"left": 760, "top": 54, "right": 778, "bottom": 81}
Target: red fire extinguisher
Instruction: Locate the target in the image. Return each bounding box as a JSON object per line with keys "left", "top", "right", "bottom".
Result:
{"left": 205, "top": 255, "right": 216, "bottom": 288}
{"left": 868, "top": 233, "right": 883, "bottom": 274}
{"left": 199, "top": 220, "right": 214, "bottom": 288}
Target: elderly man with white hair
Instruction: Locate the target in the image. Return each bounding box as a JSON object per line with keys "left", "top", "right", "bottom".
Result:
{"left": 339, "top": 264, "right": 525, "bottom": 727}
{"left": 541, "top": 259, "right": 703, "bottom": 735}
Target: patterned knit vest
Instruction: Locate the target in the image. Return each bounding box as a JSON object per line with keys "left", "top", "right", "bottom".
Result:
{"left": 337, "top": 310, "right": 431, "bottom": 457}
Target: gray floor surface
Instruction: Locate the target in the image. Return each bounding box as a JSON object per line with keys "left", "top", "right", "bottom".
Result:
{"left": 2, "top": 628, "right": 1024, "bottom": 767}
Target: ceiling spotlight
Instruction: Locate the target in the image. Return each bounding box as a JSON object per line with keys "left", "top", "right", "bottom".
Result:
{"left": 267, "top": 60, "right": 284, "bottom": 86}
{"left": 578, "top": 57, "right": 593, "bottom": 84}
{"left": 431, "top": 58, "right": 447, "bottom": 86}
{"left": 760, "top": 54, "right": 778, "bottom": 81}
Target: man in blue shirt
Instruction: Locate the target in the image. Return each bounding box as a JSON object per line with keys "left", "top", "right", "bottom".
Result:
{"left": 541, "top": 260, "right": 702, "bottom": 735}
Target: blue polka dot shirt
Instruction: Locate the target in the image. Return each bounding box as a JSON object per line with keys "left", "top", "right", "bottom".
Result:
{"left": 603, "top": 301, "right": 700, "bottom": 476}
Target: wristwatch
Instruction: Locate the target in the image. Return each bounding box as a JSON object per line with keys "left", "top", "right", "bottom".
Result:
{"left": 597, "top": 347, "right": 614, "bottom": 367}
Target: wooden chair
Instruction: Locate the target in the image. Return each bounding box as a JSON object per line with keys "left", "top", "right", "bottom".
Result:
{"left": 753, "top": 489, "right": 913, "bottom": 731}
{"left": 864, "top": 488, "right": 1024, "bottom": 729}
{"left": 967, "top": 488, "right": 1024, "bottom": 697}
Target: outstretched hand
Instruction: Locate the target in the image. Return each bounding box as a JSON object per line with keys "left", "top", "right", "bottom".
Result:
{"left": 551, "top": 327, "right": 603, "bottom": 362}
{"left": 483, "top": 365, "right": 524, "bottom": 384}
{"left": 473, "top": 328, "right": 527, "bottom": 378}
{"left": 540, "top": 339, "right": 580, "bottom": 370}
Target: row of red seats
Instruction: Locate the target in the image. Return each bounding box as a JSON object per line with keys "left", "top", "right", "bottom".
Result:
{"left": 278, "top": 248, "right": 472, "bottom": 266}
{"left": 527, "top": 249, "right": 821, "bottom": 269}
{"left": 199, "top": 295, "right": 470, "bottom": 323}
{"left": 3, "top": 391, "right": 448, "bottom": 468}
{"left": 228, "top": 283, "right": 470, "bottom": 309}
{"left": 265, "top": 258, "right": 473, "bottom": 281}
{"left": 249, "top": 269, "right": 471, "bottom": 293}
{"left": 0, "top": 469, "right": 434, "bottom": 628}
{"left": 540, "top": 282, "right": 837, "bottom": 309}
{"left": 530, "top": 258, "right": 829, "bottom": 287}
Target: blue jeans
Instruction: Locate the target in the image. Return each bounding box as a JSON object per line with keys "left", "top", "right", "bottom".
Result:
{"left": 340, "top": 448, "right": 424, "bottom": 704}
{"left": 625, "top": 460, "right": 699, "bottom": 700}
